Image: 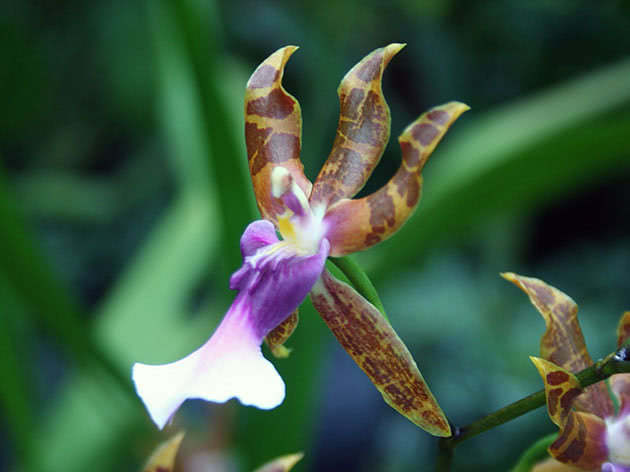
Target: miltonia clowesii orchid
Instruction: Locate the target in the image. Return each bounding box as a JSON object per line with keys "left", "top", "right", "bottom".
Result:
{"left": 132, "top": 44, "right": 468, "bottom": 436}
{"left": 502, "top": 273, "right": 630, "bottom": 471}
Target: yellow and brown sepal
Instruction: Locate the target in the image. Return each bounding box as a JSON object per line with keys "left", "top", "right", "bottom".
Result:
{"left": 141, "top": 432, "right": 185, "bottom": 472}
{"left": 531, "top": 357, "right": 608, "bottom": 469}
{"left": 310, "top": 270, "right": 451, "bottom": 436}
{"left": 502, "top": 272, "right": 613, "bottom": 418}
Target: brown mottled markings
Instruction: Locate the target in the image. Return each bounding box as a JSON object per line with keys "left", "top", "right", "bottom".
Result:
{"left": 245, "top": 122, "right": 272, "bottom": 161}
{"left": 391, "top": 169, "right": 420, "bottom": 208}
{"left": 400, "top": 141, "right": 420, "bottom": 168}
{"left": 525, "top": 280, "right": 555, "bottom": 307}
{"left": 341, "top": 88, "right": 365, "bottom": 120}
{"left": 552, "top": 414, "right": 572, "bottom": 450}
{"left": 548, "top": 387, "right": 562, "bottom": 417}
{"left": 337, "top": 92, "right": 386, "bottom": 146}
{"left": 412, "top": 123, "right": 440, "bottom": 146}
{"left": 547, "top": 371, "right": 569, "bottom": 385}
{"left": 324, "top": 147, "right": 366, "bottom": 186}
{"left": 247, "top": 88, "right": 295, "bottom": 119}
{"left": 266, "top": 310, "right": 298, "bottom": 346}
{"left": 355, "top": 54, "right": 382, "bottom": 82}
{"left": 427, "top": 109, "right": 450, "bottom": 125}
{"left": 368, "top": 190, "right": 395, "bottom": 231}
{"left": 248, "top": 64, "right": 279, "bottom": 89}
{"left": 422, "top": 410, "right": 441, "bottom": 426}
{"left": 560, "top": 387, "right": 582, "bottom": 411}
{"left": 364, "top": 232, "right": 381, "bottom": 246}
{"left": 555, "top": 414, "right": 586, "bottom": 463}
{"left": 250, "top": 133, "right": 300, "bottom": 176}
{"left": 311, "top": 271, "right": 450, "bottom": 434}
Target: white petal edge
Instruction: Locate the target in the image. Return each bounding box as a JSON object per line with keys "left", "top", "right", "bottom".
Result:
{"left": 132, "top": 341, "right": 285, "bottom": 429}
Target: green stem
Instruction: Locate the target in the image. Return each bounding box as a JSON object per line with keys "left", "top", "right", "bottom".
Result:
{"left": 435, "top": 350, "right": 630, "bottom": 471}
{"left": 511, "top": 433, "right": 556, "bottom": 472}
{"left": 330, "top": 256, "right": 388, "bottom": 319}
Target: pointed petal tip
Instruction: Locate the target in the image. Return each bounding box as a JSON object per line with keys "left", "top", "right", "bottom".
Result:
{"left": 141, "top": 431, "right": 186, "bottom": 472}
{"left": 254, "top": 452, "right": 304, "bottom": 472}
{"left": 383, "top": 42, "right": 406, "bottom": 58}
{"left": 246, "top": 46, "right": 300, "bottom": 90}
{"left": 132, "top": 362, "right": 182, "bottom": 429}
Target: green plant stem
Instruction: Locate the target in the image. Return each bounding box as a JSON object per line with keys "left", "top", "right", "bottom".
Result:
{"left": 511, "top": 433, "right": 556, "bottom": 472}
{"left": 435, "top": 350, "right": 630, "bottom": 471}
{"left": 330, "top": 256, "right": 388, "bottom": 319}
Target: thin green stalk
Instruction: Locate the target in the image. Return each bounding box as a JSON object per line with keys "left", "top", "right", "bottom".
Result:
{"left": 435, "top": 349, "right": 630, "bottom": 471}
{"left": 511, "top": 433, "right": 556, "bottom": 472}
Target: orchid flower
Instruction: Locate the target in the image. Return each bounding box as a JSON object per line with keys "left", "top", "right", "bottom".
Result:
{"left": 503, "top": 273, "right": 630, "bottom": 471}
{"left": 133, "top": 44, "right": 468, "bottom": 436}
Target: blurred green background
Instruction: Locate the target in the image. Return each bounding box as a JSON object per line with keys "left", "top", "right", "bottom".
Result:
{"left": 1, "top": 1, "right": 629, "bottom": 471}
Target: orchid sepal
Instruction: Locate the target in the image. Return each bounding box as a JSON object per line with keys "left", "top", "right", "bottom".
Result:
{"left": 310, "top": 43, "right": 404, "bottom": 208}
{"left": 310, "top": 270, "right": 451, "bottom": 436}
{"left": 502, "top": 272, "right": 613, "bottom": 418}
{"left": 323, "top": 101, "right": 469, "bottom": 256}
{"left": 531, "top": 356, "right": 609, "bottom": 469}
{"left": 245, "top": 46, "right": 311, "bottom": 225}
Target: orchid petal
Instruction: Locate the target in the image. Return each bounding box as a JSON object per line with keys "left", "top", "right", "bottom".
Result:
{"left": 530, "top": 457, "right": 586, "bottom": 471}
{"left": 549, "top": 411, "right": 608, "bottom": 470}
{"left": 322, "top": 102, "right": 468, "bottom": 256}
{"left": 504, "top": 272, "right": 613, "bottom": 418}
{"left": 265, "top": 309, "right": 299, "bottom": 358}
{"left": 616, "top": 311, "right": 630, "bottom": 348}
{"left": 239, "top": 219, "right": 279, "bottom": 257}
{"left": 610, "top": 374, "right": 630, "bottom": 417}
{"left": 310, "top": 270, "right": 451, "bottom": 436}
{"left": 141, "top": 432, "right": 185, "bottom": 472}
{"left": 132, "top": 299, "right": 286, "bottom": 429}
{"left": 531, "top": 357, "right": 584, "bottom": 428}
{"left": 245, "top": 46, "right": 312, "bottom": 224}
{"left": 133, "top": 227, "right": 330, "bottom": 429}
{"left": 531, "top": 357, "right": 608, "bottom": 469}
{"left": 310, "top": 44, "right": 403, "bottom": 208}
{"left": 253, "top": 452, "right": 304, "bottom": 472}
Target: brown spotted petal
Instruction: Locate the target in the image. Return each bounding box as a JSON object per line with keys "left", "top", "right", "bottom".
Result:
{"left": 253, "top": 452, "right": 304, "bottom": 472}
{"left": 141, "top": 432, "right": 185, "bottom": 472}
{"left": 531, "top": 357, "right": 608, "bottom": 470}
{"left": 310, "top": 44, "right": 404, "bottom": 208}
{"left": 265, "top": 309, "right": 299, "bottom": 358}
{"left": 610, "top": 374, "right": 630, "bottom": 416}
{"left": 549, "top": 411, "right": 608, "bottom": 470}
{"left": 310, "top": 270, "right": 451, "bottom": 436}
{"left": 245, "top": 46, "right": 312, "bottom": 223}
{"left": 323, "top": 102, "right": 469, "bottom": 256}
{"left": 502, "top": 272, "right": 613, "bottom": 418}
{"left": 616, "top": 311, "right": 630, "bottom": 348}
{"left": 531, "top": 357, "right": 584, "bottom": 428}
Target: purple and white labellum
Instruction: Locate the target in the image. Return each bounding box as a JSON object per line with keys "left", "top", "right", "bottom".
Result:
{"left": 133, "top": 218, "right": 329, "bottom": 429}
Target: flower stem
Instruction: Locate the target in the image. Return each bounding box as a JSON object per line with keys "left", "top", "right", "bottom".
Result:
{"left": 510, "top": 433, "right": 556, "bottom": 472}
{"left": 330, "top": 256, "right": 388, "bottom": 319}
{"left": 435, "top": 350, "right": 630, "bottom": 471}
